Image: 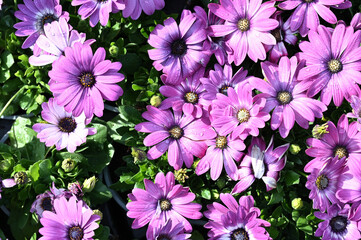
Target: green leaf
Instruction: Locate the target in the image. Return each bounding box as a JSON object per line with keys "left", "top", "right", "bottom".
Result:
{"left": 284, "top": 170, "right": 300, "bottom": 186}
{"left": 1, "top": 50, "right": 14, "bottom": 69}
{"left": 94, "top": 225, "right": 110, "bottom": 240}
{"left": 83, "top": 143, "right": 114, "bottom": 173}
{"left": 191, "top": 230, "right": 204, "bottom": 240}
{"left": 87, "top": 181, "right": 112, "bottom": 205}
{"left": 201, "top": 188, "right": 211, "bottom": 200}
{"left": 268, "top": 191, "right": 283, "bottom": 205}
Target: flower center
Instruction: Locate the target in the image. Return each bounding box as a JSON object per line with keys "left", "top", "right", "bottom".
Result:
{"left": 330, "top": 216, "right": 348, "bottom": 233}
{"left": 68, "top": 226, "right": 84, "bottom": 240}
{"left": 79, "top": 72, "right": 95, "bottom": 88}
{"left": 231, "top": 228, "right": 249, "bottom": 240}
{"left": 328, "top": 59, "right": 342, "bottom": 73}
{"left": 171, "top": 39, "right": 187, "bottom": 56}
{"left": 219, "top": 85, "right": 229, "bottom": 95}
{"left": 216, "top": 136, "right": 227, "bottom": 149}
{"left": 271, "top": 28, "right": 282, "bottom": 42}
{"left": 14, "top": 172, "right": 28, "bottom": 185}
{"left": 159, "top": 199, "right": 172, "bottom": 211}
{"left": 184, "top": 92, "right": 198, "bottom": 104}
{"left": 237, "top": 108, "right": 250, "bottom": 123}
{"left": 41, "top": 14, "right": 56, "bottom": 27}
{"left": 168, "top": 126, "right": 183, "bottom": 139}
{"left": 41, "top": 197, "right": 53, "bottom": 211}
{"left": 58, "top": 117, "right": 77, "bottom": 133}
{"left": 303, "top": 0, "right": 313, "bottom": 2}
{"left": 238, "top": 18, "right": 250, "bottom": 32}
{"left": 334, "top": 146, "right": 348, "bottom": 159}
{"left": 277, "top": 91, "right": 292, "bottom": 104}
{"left": 315, "top": 174, "right": 329, "bottom": 190}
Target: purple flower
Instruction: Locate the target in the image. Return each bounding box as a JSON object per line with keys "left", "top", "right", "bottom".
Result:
{"left": 39, "top": 196, "right": 100, "bottom": 240}
{"left": 298, "top": 24, "right": 361, "bottom": 106}
{"left": 304, "top": 115, "right": 361, "bottom": 172}
{"left": 135, "top": 106, "right": 216, "bottom": 170}
{"left": 146, "top": 220, "right": 191, "bottom": 240}
{"left": 208, "top": 0, "right": 278, "bottom": 65}
{"left": 0, "top": 177, "right": 16, "bottom": 199}
{"left": 49, "top": 42, "right": 124, "bottom": 118}
{"left": 196, "top": 131, "right": 245, "bottom": 180}
{"left": 210, "top": 83, "right": 270, "bottom": 140}
{"left": 122, "top": 0, "right": 165, "bottom": 20}
{"left": 232, "top": 136, "right": 289, "bottom": 194}
{"left": 126, "top": 172, "right": 202, "bottom": 232}
{"left": 200, "top": 63, "right": 249, "bottom": 108}
{"left": 264, "top": 11, "right": 297, "bottom": 63}
{"left": 14, "top": 0, "right": 69, "bottom": 49}
{"left": 29, "top": 17, "right": 95, "bottom": 66}
{"left": 250, "top": 56, "right": 327, "bottom": 138}
{"left": 72, "top": 0, "right": 125, "bottom": 27}
{"left": 314, "top": 204, "right": 360, "bottom": 240}
{"left": 148, "top": 9, "right": 210, "bottom": 85}
{"left": 279, "top": 0, "right": 349, "bottom": 37}
{"left": 33, "top": 98, "right": 97, "bottom": 153}
{"left": 204, "top": 193, "right": 271, "bottom": 240}
{"left": 159, "top": 68, "right": 206, "bottom": 118}
{"left": 337, "top": 161, "right": 361, "bottom": 203}
{"left": 346, "top": 95, "right": 361, "bottom": 131}
{"left": 31, "top": 182, "right": 71, "bottom": 218}
{"left": 306, "top": 157, "right": 346, "bottom": 212}
{"left": 351, "top": 13, "right": 361, "bottom": 31}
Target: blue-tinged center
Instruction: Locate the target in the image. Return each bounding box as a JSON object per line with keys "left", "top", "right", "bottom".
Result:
{"left": 231, "top": 228, "right": 249, "bottom": 240}
{"left": 41, "top": 197, "right": 53, "bottom": 211}
{"left": 171, "top": 39, "right": 187, "bottom": 56}
{"left": 68, "top": 226, "right": 84, "bottom": 240}
{"left": 330, "top": 216, "right": 348, "bottom": 233}
{"left": 58, "top": 117, "right": 77, "bottom": 133}
{"left": 80, "top": 72, "right": 96, "bottom": 88}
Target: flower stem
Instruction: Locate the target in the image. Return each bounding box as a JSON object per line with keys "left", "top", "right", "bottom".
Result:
{"left": 44, "top": 146, "right": 55, "bottom": 159}
{"left": 0, "top": 86, "right": 25, "bottom": 117}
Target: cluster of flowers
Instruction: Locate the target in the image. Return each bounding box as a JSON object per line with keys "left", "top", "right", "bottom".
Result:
{"left": 129, "top": 0, "right": 361, "bottom": 239}
{"left": 14, "top": 0, "right": 129, "bottom": 152}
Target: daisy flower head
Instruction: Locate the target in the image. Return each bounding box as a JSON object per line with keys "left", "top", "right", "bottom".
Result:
{"left": 250, "top": 56, "right": 327, "bottom": 138}
{"left": 148, "top": 8, "right": 210, "bottom": 85}
{"left": 33, "top": 98, "right": 97, "bottom": 153}
{"left": 126, "top": 172, "right": 202, "bottom": 233}
{"left": 210, "top": 82, "right": 270, "bottom": 140}
{"left": 306, "top": 156, "right": 346, "bottom": 212}
{"left": 200, "top": 63, "right": 249, "bottom": 107}
{"left": 122, "top": 0, "right": 165, "bottom": 20}
{"left": 39, "top": 196, "right": 100, "bottom": 240}
{"left": 196, "top": 131, "right": 245, "bottom": 181}
{"left": 159, "top": 68, "right": 206, "bottom": 118}
{"left": 298, "top": 24, "right": 361, "bottom": 106}
{"left": 314, "top": 203, "right": 360, "bottom": 240}
{"left": 204, "top": 193, "right": 271, "bottom": 240}
{"left": 232, "top": 136, "right": 289, "bottom": 194}
{"left": 264, "top": 11, "right": 298, "bottom": 63}
{"left": 49, "top": 42, "right": 124, "bottom": 119}
{"left": 208, "top": 0, "right": 278, "bottom": 65}
{"left": 346, "top": 95, "right": 361, "bottom": 131}
{"left": 29, "top": 17, "right": 95, "bottom": 66}
{"left": 304, "top": 114, "right": 361, "bottom": 172}
{"left": 14, "top": 0, "right": 69, "bottom": 49}
{"left": 146, "top": 220, "right": 191, "bottom": 240}
{"left": 135, "top": 106, "right": 216, "bottom": 170}
{"left": 278, "top": 0, "right": 351, "bottom": 37}
{"left": 72, "top": 0, "right": 125, "bottom": 27}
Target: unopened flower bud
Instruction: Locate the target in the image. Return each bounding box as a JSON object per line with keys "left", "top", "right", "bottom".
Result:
{"left": 61, "top": 158, "right": 76, "bottom": 172}
{"left": 150, "top": 95, "right": 162, "bottom": 107}
{"left": 83, "top": 176, "right": 96, "bottom": 193}
{"left": 14, "top": 171, "right": 28, "bottom": 185}
{"left": 0, "top": 159, "right": 12, "bottom": 172}
{"left": 93, "top": 209, "right": 103, "bottom": 221}
{"left": 131, "top": 148, "right": 146, "bottom": 164}
{"left": 312, "top": 123, "right": 329, "bottom": 139}
{"left": 289, "top": 144, "right": 301, "bottom": 155}
{"left": 174, "top": 169, "right": 189, "bottom": 183}
{"left": 291, "top": 198, "right": 304, "bottom": 210}
{"left": 109, "top": 45, "right": 119, "bottom": 57}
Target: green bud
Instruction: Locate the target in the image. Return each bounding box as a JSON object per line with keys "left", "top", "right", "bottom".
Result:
{"left": 312, "top": 123, "right": 329, "bottom": 139}
{"left": 109, "top": 45, "right": 119, "bottom": 57}
{"left": 150, "top": 95, "right": 162, "bottom": 107}
{"left": 14, "top": 171, "right": 28, "bottom": 185}
{"left": 61, "top": 158, "right": 76, "bottom": 172}
{"left": 291, "top": 198, "right": 304, "bottom": 210}
{"left": 289, "top": 144, "right": 301, "bottom": 155}
{"left": 83, "top": 176, "right": 96, "bottom": 193}
{"left": 131, "top": 148, "right": 146, "bottom": 164}
{"left": 0, "top": 159, "right": 12, "bottom": 172}
{"left": 93, "top": 209, "right": 103, "bottom": 221}
{"left": 174, "top": 169, "right": 189, "bottom": 183}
